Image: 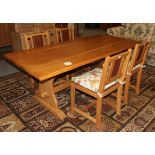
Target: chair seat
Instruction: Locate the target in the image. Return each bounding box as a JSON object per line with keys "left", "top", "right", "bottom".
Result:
{"left": 71, "top": 68, "right": 118, "bottom": 92}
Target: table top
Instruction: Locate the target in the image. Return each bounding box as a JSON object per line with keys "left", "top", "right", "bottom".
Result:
{"left": 5, "top": 35, "right": 139, "bottom": 81}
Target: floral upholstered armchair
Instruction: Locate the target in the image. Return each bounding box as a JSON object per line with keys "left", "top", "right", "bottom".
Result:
{"left": 107, "top": 23, "right": 155, "bottom": 66}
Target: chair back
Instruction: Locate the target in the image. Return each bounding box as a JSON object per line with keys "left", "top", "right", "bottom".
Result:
{"left": 128, "top": 41, "right": 150, "bottom": 73}
{"left": 98, "top": 49, "right": 131, "bottom": 93}
{"left": 24, "top": 31, "right": 50, "bottom": 49}
{"left": 56, "top": 27, "right": 74, "bottom": 43}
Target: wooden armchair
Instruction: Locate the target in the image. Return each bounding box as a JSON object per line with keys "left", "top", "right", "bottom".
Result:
{"left": 24, "top": 31, "right": 50, "bottom": 49}
{"left": 70, "top": 49, "right": 131, "bottom": 130}
{"left": 124, "top": 41, "right": 150, "bottom": 105}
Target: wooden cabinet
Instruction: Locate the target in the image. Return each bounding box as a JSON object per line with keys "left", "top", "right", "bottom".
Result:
{"left": 12, "top": 23, "right": 55, "bottom": 32}
{"left": 0, "top": 23, "right": 13, "bottom": 47}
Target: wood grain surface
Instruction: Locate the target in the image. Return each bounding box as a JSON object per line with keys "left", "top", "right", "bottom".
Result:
{"left": 5, "top": 35, "right": 139, "bottom": 81}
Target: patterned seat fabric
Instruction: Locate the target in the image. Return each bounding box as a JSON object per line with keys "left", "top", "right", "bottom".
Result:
{"left": 107, "top": 23, "right": 155, "bottom": 66}
{"left": 71, "top": 68, "right": 118, "bottom": 92}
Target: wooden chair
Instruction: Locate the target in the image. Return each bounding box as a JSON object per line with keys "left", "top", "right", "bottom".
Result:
{"left": 70, "top": 49, "right": 131, "bottom": 130}
{"left": 23, "top": 31, "right": 50, "bottom": 90}
{"left": 55, "top": 27, "right": 100, "bottom": 77}
{"left": 54, "top": 27, "right": 74, "bottom": 92}
{"left": 124, "top": 41, "right": 150, "bottom": 105}
{"left": 55, "top": 27, "right": 74, "bottom": 43}
{"left": 24, "top": 31, "right": 50, "bottom": 49}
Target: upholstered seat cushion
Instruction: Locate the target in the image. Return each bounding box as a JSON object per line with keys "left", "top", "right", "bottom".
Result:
{"left": 71, "top": 68, "right": 118, "bottom": 92}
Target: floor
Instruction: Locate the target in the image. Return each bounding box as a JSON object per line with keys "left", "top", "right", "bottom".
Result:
{"left": 0, "top": 64, "right": 155, "bottom": 132}
{"left": 0, "top": 60, "right": 19, "bottom": 77}
{"left": 0, "top": 45, "right": 19, "bottom": 77}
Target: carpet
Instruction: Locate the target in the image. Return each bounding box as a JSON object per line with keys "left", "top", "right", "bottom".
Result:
{"left": 0, "top": 66, "right": 155, "bottom": 132}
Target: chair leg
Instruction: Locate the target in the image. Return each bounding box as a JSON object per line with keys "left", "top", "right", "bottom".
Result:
{"left": 30, "top": 77, "right": 34, "bottom": 88}
{"left": 70, "top": 83, "right": 75, "bottom": 113}
{"left": 96, "top": 97, "right": 102, "bottom": 130}
{"left": 136, "top": 69, "right": 143, "bottom": 95}
{"left": 66, "top": 74, "right": 70, "bottom": 81}
{"left": 124, "top": 76, "right": 131, "bottom": 105}
{"left": 116, "top": 85, "right": 123, "bottom": 115}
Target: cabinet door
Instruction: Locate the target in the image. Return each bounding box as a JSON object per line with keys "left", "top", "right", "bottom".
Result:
{"left": 0, "top": 23, "right": 11, "bottom": 47}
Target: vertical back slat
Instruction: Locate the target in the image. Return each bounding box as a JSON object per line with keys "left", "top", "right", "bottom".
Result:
{"left": 32, "top": 35, "right": 44, "bottom": 48}
{"left": 61, "top": 29, "right": 70, "bottom": 41}
{"left": 134, "top": 44, "right": 145, "bottom": 66}
{"left": 111, "top": 58, "right": 121, "bottom": 78}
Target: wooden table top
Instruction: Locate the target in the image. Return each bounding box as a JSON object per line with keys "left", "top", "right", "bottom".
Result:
{"left": 5, "top": 35, "right": 139, "bottom": 81}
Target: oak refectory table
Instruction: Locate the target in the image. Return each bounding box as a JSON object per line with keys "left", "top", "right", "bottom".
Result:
{"left": 5, "top": 35, "right": 139, "bottom": 120}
